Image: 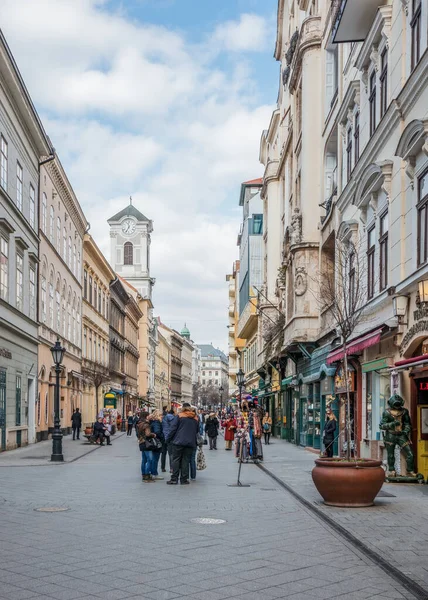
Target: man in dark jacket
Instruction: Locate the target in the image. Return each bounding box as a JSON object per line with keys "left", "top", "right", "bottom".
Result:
{"left": 166, "top": 403, "right": 199, "bottom": 485}
{"left": 93, "top": 417, "right": 110, "bottom": 446}
{"left": 162, "top": 408, "right": 178, "bottom": 473}
{"left": 71, "top": 408, "right": 82, "bottom": 440}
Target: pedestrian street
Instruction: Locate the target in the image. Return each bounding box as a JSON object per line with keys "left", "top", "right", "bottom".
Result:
{"left": 0, "top": 434, "right": 413, "bottom": 600}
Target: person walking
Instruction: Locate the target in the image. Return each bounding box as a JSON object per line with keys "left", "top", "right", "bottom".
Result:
{"left": 148, "top": 410, "right": 165, "bottom": 480}
{"left": 197, "top": 408, "right": 205, "bottom": 435}
{"left": 323, "top": 409, "right": 337, "bottom": 458}
{"left": 127, "top": 411, "right": 134, "bottom": 436}
{"left": 162, "top": 407, "right": 178, "bottom": 473}
{"left": 71, "top": 408, "right": 82, "bottom": 441}
{"left": 262, "top": 412, "right": 272, "bottom": 445}
{"left": 166, "top": 403, "right": 199, "bottom": 485}
{"left": 205, "top": 413, "right": 219, "bottom": 450}
{"left": 137, "top": 411, "right": 156, "bottom": 482}
{"left": 224, "top": 414, "right": 237, "bottom": 451}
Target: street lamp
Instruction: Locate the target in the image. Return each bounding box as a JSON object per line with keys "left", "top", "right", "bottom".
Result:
{"left": 50, "top": 338, "right": 65, "bottom": 462}
{"left": 237, "top": 368, "right": 245, "bottom": 408}
{"left": 121, "top": 379, "right": 127, "bottom": 432}
{"left": 219, "top": 385, "right": 224, "bottom": 413}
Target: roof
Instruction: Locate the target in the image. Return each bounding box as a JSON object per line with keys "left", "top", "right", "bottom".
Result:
{"left": 242, "top": 178, "right": 263, "bottom": 185}
{"left": 197, "top": 344, "right": 228, "bottom": 362}
{"left": 108, "top": 204, "right": 150, "bottom": 223}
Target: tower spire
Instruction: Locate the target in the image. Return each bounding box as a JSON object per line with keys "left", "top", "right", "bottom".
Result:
{"left": 130, "top": 195, "right": 133, "bottom": 206}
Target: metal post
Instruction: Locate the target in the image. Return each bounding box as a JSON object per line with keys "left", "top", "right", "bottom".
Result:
{"left": 51, "top": 365, "right": 63, "bottom": 462}
{"left": 121, "top": 392, "right": 126, "bottom": 432}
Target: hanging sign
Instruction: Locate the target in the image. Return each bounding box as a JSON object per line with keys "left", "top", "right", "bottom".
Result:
{"left": 104, "top": 392, "right": 117, "bottom": 409}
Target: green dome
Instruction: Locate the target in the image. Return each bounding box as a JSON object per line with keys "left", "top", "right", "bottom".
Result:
{"left": 181, "top": 324, "right": 191, "bottom": 339}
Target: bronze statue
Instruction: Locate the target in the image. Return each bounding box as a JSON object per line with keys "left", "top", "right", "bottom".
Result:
{"left": 379, "top": 395, "right": 417, "bottom": 478}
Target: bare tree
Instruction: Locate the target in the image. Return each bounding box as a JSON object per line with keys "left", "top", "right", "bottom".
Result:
{"left": 319, "top": 236, "right": 368, "bottom": 460}
{"left": 82, "top": 363, "right": 110, "bottom": 416}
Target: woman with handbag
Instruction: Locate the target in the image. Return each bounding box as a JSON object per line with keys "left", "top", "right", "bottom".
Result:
{"left": 137, "top": 411, "right": 157, "bottom": 483}
{"left": 262, "top": 412, "right": 272, "bottom": 445}
{"left": 224, "top": 414, "right": 237, "bottom": 451}
{"left": 148, "top": 410, "right": 165, "bottom": 480}
{"left": 205, "top": 413, "right": 219, "bottom": 450}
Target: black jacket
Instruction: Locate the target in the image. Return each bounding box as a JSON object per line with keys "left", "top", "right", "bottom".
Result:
{"left": 72, "top": 412, "right": 82, "bottom": 427}
{"left": 150, "top": 419, "right": 165, "bottom": 444}
{"left": 167, "top": 409, "right": 199, "bottom": 448}
{"left": 93, "top": 421, "right": 106, "bottom": 434}
{"left": 323, "top": 419, "right": 336, "bottom": 439}
{"left": 205, "top": 417, "right": 219, "bottom": 438}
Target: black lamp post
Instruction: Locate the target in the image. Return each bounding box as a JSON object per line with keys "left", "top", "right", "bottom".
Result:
{"left": 50, "top": 338, "right": 65, "bottom": 462}
{"left": 121, "top": 379, "right": 127, "bottom": 432}
{"left": 237, "top": 368, "right": 245, "bottom": 408}
{"left": 219, "top": 385, "right": 224, "bottom": 413}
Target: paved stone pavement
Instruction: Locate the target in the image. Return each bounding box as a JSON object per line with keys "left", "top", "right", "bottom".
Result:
{"left": 0, "top": 433, "right": 126, "bottom": 467}
{"left": 0, "top": 434, "right": 417, "bottom": 600}
{"left": 260, "top": 438, "right": 428, "bottom": 595}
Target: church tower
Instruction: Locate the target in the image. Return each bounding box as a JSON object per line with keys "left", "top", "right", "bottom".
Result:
{"left": 107, "top": 199, "right": 154, "bottom": 299}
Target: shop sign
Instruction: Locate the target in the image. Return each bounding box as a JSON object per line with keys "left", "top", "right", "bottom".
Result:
{"left": 362, "top": 358, "right": 391, "bottom": 373}
{"left": 400, "top": 316, "right": 428, "bottom": 356}
{"left": 334, "top": 365, "right": 355, "bottom": 394}
{"left": 104, "top": 392, "right": 117, "bottom": 409}
{"left": 0, "top": 348, "right": 12, "bottom": 359}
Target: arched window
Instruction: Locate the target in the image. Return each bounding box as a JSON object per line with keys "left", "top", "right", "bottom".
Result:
{"left": 49, "top": 271, "right": 54, "bottom": 328}
{"left": 124, "top": 242, "right": 133, "bottom": 265}
{"left": 56, "top": 276, "right": 61, "bottom": 332}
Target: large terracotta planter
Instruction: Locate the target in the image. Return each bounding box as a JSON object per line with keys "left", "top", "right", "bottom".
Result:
{"left": 312, "top": 458, "right": 385, "bottom": 507}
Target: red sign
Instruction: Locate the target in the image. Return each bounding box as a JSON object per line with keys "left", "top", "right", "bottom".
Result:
{"left": 419, "top": 382, "right": 428, "bottom": 391}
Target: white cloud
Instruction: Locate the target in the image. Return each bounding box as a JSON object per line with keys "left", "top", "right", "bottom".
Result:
{"left": 0, "top": 0, "right": 274, "bottom": 350}
{"left": 212, "top": 13, "right": 270, "bottom": 52}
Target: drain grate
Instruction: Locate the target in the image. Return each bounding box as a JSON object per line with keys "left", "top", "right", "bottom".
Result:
{"left": 191, "top": 518, "right": 226, "bottom": 525}
{"left": 34, "top": 507, "right": 70, "bottom": 513}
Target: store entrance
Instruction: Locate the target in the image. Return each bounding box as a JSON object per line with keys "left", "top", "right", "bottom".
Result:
{"left": 338, "top": 392, "right": 356, "bottom": 457}
{"left": 415, "top": 377, "right": 428, "bottom": 479}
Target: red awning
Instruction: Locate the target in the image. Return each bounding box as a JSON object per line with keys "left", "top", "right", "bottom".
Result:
{"left": 326, "top": 328, "right": 383, "bottom": 366}
{"left": 394, "top": 355, "right": 428, "bottom": 369}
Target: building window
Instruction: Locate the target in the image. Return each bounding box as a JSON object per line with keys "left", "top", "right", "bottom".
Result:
{"left": 56, "top": 286, "right": 61, "bottom": 332}
{"left": 0, "top": 237, "right": 8, "bottom": 300}
{"left": 354, "top": 112, "right": 360, "bottom": 164}
{"left": 84, "top": 270, "right": 87, "bottom": 299}
{"left": 16, "top": 253, "right": 23, "bottom": 311}
{"left": 89, "top": 276, "right": 93, "bottom": 304}
{"left": 417, "top": 169, "right": 428, "bottom": 266}
{"left": 411, "top": 0, "right": 422, "bottom": 71}
{"left": 380, "top": 49, "right": 388, "bottom": 118}
{"left": 83, "top": 327, "right": 87, "bottom": 357}
{"left": 63, "top": 227, "right": 67, "bottom": 262}
{"left": 102, "top": 292, "right": 106, "bottom": 317}
{"left": 252, "top": 214, "right": 263, "bottom": 234}
{"left": 29, "top": 185, "right": 35, "bottom": 229}
{"left": 379, "top": 211, "right": 388, "bottom": 291}
{"left": 369, "top": 72, "right": 376, "bottom": 136}
{"left": 56, "top": 217, "right": 61, "bottom": 253}
{"left": 29, "top": 266, "right": 36, "bottom": 320}
{"left": 94, "top": 282, "right": 98, "bottom": 308}
{"left": 49, "top": 276, "right": 54, "bottom": 328}
{"left": 73, "top": 244, "right": 76, "bottom": 275}
{"left": 346, "top": 127, "right": 353, "bottom": 180}
{"left": 16, "top": 162, "right": 23, "bottom": 210}
{"left": 124, "top": 242, "right": 133, "bottom": 265}
{"left": 41, "top": 275, "right": 47, "bottom": 323}
{"left": 98, "top": 289, "right": 101, "bottom": 313}
{"left": 50, "top": 206, "right": 54, "bottom": 243}
{"left": 68, "top": 237, "right": 72, "bottom": 269}
{"left": 15, "top": 375, "right": 21, "bottom": 426}
{"left": 0, "top": 137, "right": 7, "bottom": 190}
{"left": 367, "top": 226, "right": 376, "bottom": 299}
{"left": 77, "top": 251, "right": 81, "bottom": 280}
{"left": 41, "top": 193, "right": 47, "bottom": 233}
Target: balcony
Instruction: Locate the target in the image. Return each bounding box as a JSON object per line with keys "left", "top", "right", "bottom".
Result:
{"left": 237, "top": 300, "right": 258, "bottom": 340}
{"left": 332, "top": 0, "right": 388, "bottom": 43}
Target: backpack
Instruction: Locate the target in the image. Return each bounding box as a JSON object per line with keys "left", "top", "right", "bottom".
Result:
{"left": 263, "top": 422, "right": 270, "bottom": 431}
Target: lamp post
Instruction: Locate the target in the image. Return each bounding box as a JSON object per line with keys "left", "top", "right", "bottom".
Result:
{"left": 50, "top": 338, "right": 65, "bottom": 462}
{"left": 121, "top": 379, "right": 127, "bottom": 432}
{"left": 219, "top": 385, "right": 224, "bottom": 413}
{"left": 237, "top": 368, "right": 245, "bottom": 408}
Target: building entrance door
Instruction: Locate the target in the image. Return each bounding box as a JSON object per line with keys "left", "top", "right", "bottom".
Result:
{"left": 415, "top": 377, "right": 428, "bottom": 479}
{"left": 0, "top": 370, "right": 6, "bottom": 451}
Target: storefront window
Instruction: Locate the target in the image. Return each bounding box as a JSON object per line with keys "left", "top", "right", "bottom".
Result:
{"left": 366, "top": 372, "right": 372, "bottom": 439}
{"left": 365, "top": 370, "right": 390, "bottom": 440}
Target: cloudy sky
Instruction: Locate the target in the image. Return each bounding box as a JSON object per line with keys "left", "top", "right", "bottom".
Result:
{"left": 1, "top": 0, "right": 278, "bottom": 352}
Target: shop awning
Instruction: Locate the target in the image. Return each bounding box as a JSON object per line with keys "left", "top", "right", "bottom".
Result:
{"left": 393, "top": 354, "right": 428, "bottom": 371}
{"left": 332, "top": 0, "right": 388, "bottom": 43}
{"left": 326, "top": 328, "right": 383, "bottom": 365}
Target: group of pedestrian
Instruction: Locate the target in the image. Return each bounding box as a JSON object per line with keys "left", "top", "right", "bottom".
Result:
{"left": 137, "top": 403, "right": 203, "bottom": 484}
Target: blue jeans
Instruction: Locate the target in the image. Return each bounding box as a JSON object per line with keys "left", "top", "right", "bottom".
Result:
{"left": 190, "top": 447, "right": 197, "bottom": 480}
{"left": 141, "top": 450, "right": 153, "bottom": 476}
{"left": 151, "top": 451, "right": 161, "bottom": 476}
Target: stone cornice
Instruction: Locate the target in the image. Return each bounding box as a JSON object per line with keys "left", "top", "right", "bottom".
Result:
{"left": 336, "top": 81, "right": 360, "bottom": 125}
{"left": 83, "top": 233, "right": 115, "bottom": 283}
{"left": 45, "top": 158, "right": 88, "bottom": 236}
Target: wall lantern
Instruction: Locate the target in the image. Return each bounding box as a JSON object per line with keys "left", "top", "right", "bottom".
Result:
{"left": 392, "top": 295, "right": 409, "bottom": 319}
{"left": 418, "top": 280, "right": 428, "bottom": 305}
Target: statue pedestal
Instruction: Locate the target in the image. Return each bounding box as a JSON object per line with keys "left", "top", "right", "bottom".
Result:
{"left": 385, "top": 474, "right": 425, "bottom": 484}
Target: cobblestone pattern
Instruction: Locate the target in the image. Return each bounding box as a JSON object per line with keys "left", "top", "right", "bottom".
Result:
{"left": 261, "top": 439, "right": 428, "bottom": 593}
{"left": 0, "top": 435, "right": 414, "bottom": 600}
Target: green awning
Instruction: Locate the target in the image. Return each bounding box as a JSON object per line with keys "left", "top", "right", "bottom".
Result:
{"left": 281, "top": 376, "right": 293, "bottom": 389}
{"left": 362, "top": 358, "right": 391, "bottom": 373}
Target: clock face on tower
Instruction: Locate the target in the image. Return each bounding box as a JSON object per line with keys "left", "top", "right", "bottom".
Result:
{"left": 122, "top": 219, "right": 136, "bottom": 235}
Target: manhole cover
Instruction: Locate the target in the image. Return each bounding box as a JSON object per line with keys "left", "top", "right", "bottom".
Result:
{"left": 191, "top": 518, "right": 226, "bottom": 525}
{"left": 34, "top": 507, "right": 70, "bottom": 513}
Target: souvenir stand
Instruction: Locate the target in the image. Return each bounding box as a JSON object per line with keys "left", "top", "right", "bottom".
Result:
{"left": 234, "top": 400, "right": 263, "bottom": 463}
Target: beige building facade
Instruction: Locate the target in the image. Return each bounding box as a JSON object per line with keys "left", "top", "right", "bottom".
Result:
{"left": 81, "top": 234, "right": 114, "bottom": 425}
{"left": 154, "top": 323, "right": 171, "bottom": 409}
{"left": 37, "top": 158, "right": 87, "bottom": 440}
